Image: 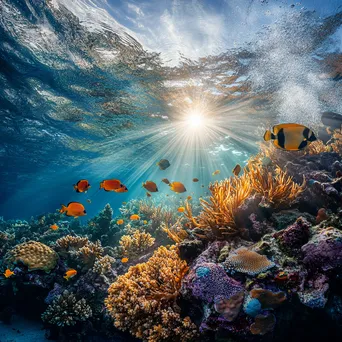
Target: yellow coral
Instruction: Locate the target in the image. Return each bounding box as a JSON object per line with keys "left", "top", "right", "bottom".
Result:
{"left": 56, "top": 235, "right": 89, "bottom": 252}
{"left": 105, "top": 246, "right": 197, "bottom": 342}
{"left": 6, "top": 241, "right": 58, "bottom": 272}
{"left": 76, "top": 240, "right": 103, "bottom": 268}
{"left": 162, "top": 221, "right": 189, "bottom": 244}
{"left": 330, "top": 129, "right": 342, "bottom": 155}
{"left": 119, "top": 230, "right": 155, "bottom": 258}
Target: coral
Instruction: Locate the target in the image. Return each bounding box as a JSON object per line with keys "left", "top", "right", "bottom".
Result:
{"left": 162, "top": 221, "right": 189, "bottom": 244}
{"left": 250, "top": 289, "right": 286, "bottom": 309}
{"left": 184, "top": 262, "right": 244, "bottom": 304}
{"left": 244, "top": 297, "right": 262, "bottom": 317}
{"left": 307, "top": 140, "right": 331, "bottom": 154}
{"left": 42, "top": 290, "right": 92, "bottom": 326}
{"left": 316, "top": 208, "right": 329, "bottom": 224}
{"left": 250, "top": 313, "right": 276, "bottom": 335}
{"left": 214, "top": 291, "right": 244, "bottom": 322}
{"left": 55, "top": 235, "right": 89, "bottom": 253}
{"left": 119, "top": 230, "right": 155, "bottom": 258}
{"left": 330, "top": 130, "right": 342, "bottom": 155}
{"left": 224, "top": 248, "right": 275, "bottom": 275}
{"left": 92, "top": 255, "right": 116, "bottom": 276}
{"left": 274, "top": 217, "right": 311, "bottom": 255}
{"left": 5, "top": 241, "right": 58, "bottom": 272}
{"left": 75, "top": 240, "right": 104, "bottom": 269}
{"left": 178, "top": 239, "right": 204, "bottom": 263}
{"left": 301, "top": 227, "right": 342, "bottom": 271}
{"left": 105, "top": 246, "right": 197, "bottom": 342}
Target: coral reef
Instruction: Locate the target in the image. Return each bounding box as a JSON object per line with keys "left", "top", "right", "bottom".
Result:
{"left": 42, "top": 290, "right": 92, "bottom": 326}
{"left": 5, "top": 241, "right": 58, "bottom": 272}
{"left": 119, "top": 230, "right": 155, "bottom": 258}
{"left": 105, "top": 246, "right": 197, "bottom": 342}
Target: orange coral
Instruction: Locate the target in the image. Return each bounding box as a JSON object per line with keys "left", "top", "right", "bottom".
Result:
{"left": 330, "top": 130, "right": 342, "bottom": 155}
{"left": 162, "top": 221, "right": 189, "bottom": 244}
{"left": 224, "top": 248, "right": 275, "bottom": 275}
{"left": 250, "top": 313, "right": 276, "bottom": 335}
{"left": 119, "top": 230, "right": 155, "bottom": 258}
{"left": 105, "top": 246, "right": 197, "bottom": 342}
{"left": 250, "top": 289, "right": 286, "bottom": 309}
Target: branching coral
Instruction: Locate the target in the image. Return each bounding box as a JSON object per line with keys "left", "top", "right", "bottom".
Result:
{"left": 330, "top": 130, "right": 342, "bottom": 155}
{"left": 162, "top": 220, "right": 189, "bottom": 244}
{"left": 5, "top": 241, "right": 58, "bottom": 272}
{"left": 119, "top": 230, "right": 155, "bottom": 258}
{"left": 75, "top": 240, "right": 104, "bottom": 269}
{"left": 105, "top": 246, "right": 197, "bottom": 342}
{"left": 224, "top": 248, "right": 275, "bottom": 275}
{"left": 92, "top": 255, "right": 116, "bottom": 276}
{"left": 42, "top": 290, "right": 92, "bottom": 326}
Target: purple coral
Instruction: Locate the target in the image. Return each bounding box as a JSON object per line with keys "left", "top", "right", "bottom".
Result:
{"left": 186, "top": 262, "right": 243, "bottom": 304}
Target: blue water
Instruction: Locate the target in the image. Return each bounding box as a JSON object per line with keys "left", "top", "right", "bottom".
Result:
{"left": 0, "top": 0, "right": 342, "bottom": 220}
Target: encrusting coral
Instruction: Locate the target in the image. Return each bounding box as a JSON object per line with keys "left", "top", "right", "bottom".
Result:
{"left": 224, "top": 247, "right": 275, "bottom": 275}
{"left": 119, "top": 229, "right": 155, "bottom": 258}
{"left": 5, "top": 241, "right": 58, "bottom": 272}
{"left": 42, "top": 290, "right": 92, "bottom": 326}
{"left": 105, "top": 246, "right": 197, "bottom": 342}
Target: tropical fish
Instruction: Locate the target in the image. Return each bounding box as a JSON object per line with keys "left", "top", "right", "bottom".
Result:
{"left": 264, "top": 123, "right": 317, "bottom": 151}
{"left": 73, "top": 179, "right": 91, "bottom": 193}
{"left": 60, "top": 202, "right": 86, "bottom": 217}
{"left": 201, "top": 184, "right": 205, "bottom": 188}
{"left": 143, "top": 220, "right": 148, "bottom": 224}
{"left": 212, "top": 170, "right": 220, "bottom": 176}
{"left": 130, "top": 214, "right": 140, "bottom": 220}
{"left": 146, "top": 192, "right": 152, "bottom": 197}
{"left": 121, "top": 257, "right": 129, "bottom": 263}
{"left": 177, "top": 207, "right": 185, "bottom": 213}
{"left": 162, "top": 178, "right": 170, "bottom": 184}
{"left": 87, "top": 199, "right": 91, "bottom": 203}
{"left": 3, "top": 269, "right": 14, "bottom": 278}
{"left": 122, "top": 202, "right": 127, "bottom": 205}
{"left": 117, "top": 219, "right": 124, "bottom": 225}
{"left": 232, "top": 164, "right": 241, "bottom": 176}
{"left": 143, "top": 181, "right": 158, "bottom": 192}
{"left": 169, "top": 181, "right": 186, "bottom": 193}
{"left": 157, "top": 159, "right": 170, "bottom": 170}
{"left": 114, "top": 186, "right": 128, "bottom": 193}
{"left": 187, "top": 196, "right": 192, "bottom": 201}
{"left": 64, "top": 269, "right": 77, "bottom": 280}
{"left": 192, "top": 178, "right": 199, "bottom": 182}
{"left": 100, "top": 179, "right": 123, "bottom": 191}
{"left": 50, "top": 224, "right": 59, "bottom": 231}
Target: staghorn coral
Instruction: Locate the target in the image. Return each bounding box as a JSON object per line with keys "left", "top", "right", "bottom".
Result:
{"left": 119, "top": 229, "right": 155, "bottom": 258}
{"left": 307, "top": 140, "right": 332, "bottom": 154}
{"left": 105, "top": 246, "right": 197, "bottom": 342}
{"left": 224, "top": 247, "right": 275, "bottom": 275}
{"left": 250, "top": 289, "right": 286, "bottom": 309}
{"left": 42, "top": 290, "right": 92, "bottom": 326}
{"left": 5, "top": 241, "right": 58, "bottom": 272}
{"left": 162, "top": 220, "right": 189, "bottom": 244}
{"left": 92, "top": 255, "right": 116, "bottom": 276}
{"left": 250, "top": 313, "right": 276, "bottom": 335}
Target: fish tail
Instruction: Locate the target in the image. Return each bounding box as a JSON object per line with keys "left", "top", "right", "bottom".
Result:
{"left": 263, "top": 130, "right": 275, "bottom": 141}
{"left": 63, "top": 276, "right": 69, "bottom": 280}
{"left": 59, "top": 205, "right": 67, "bottom": 214}
{"left": 99, "top": 182, "right": 103, "bottom": 189}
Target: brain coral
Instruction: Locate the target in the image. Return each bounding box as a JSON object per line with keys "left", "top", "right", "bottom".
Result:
{"left": 186, "top": 262, "right": 244, "bottom": 304}
{"left": 105, "top": 246, "right": 197, "bottom": 342}
{"left": 6, "top": 241, "right": 58, "bottom": 272}
{"left": 224, "top": 248, "right": 275, "bottom": 275}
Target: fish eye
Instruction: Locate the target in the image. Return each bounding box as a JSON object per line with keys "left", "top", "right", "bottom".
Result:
{"left": 84, "top": 210, "right": 87, "bottom": 213}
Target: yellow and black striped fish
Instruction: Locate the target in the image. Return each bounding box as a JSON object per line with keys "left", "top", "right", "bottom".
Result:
{"left": 264, "top": 123, "right": 317, "bottom": 151}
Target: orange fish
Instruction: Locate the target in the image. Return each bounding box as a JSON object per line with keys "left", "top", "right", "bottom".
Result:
{"left": 100, "top": 179, "right": 123, "bottom": 191}
{"left": 73, "top": 179, "right": 91, "bottom": 193}
{"left": 60, "top": 202, "right": 86, "bottom": 217}
{"left": 177, "top": 207, "right": 185, "bottom": 213}
{"left": 114, "top": 185, "right": 128, "bottom": 193}
{"left": 121, "top": 257, "right": 129, "bottom": 263}
{"left": 130, "top": 214, "right": 140, "bottom": 220}
{"left": 3, "top": 269, "right": 14, "bottom": 278}
{"left": 64, "top": 269, "right": 77, "bottom": 280}
{"left": 143, "top": 181, "right": 158, "bottom": 192}
{"left": 146, "top": 192, "right": 151, "bottom": 197}
{"left": 117, "top": 219, "right": 124, "bottom": 225}
{"left": 169, "top": 182, "right": 186, "bottom": 193}
{"left": 187, "top": 196, "right": 192, "bottom": 201}
{"left": 193, "top": 178, "right": 199, "bottom": 182}
{"left": 50, "top": 224, "right": 59, "bottom": 231}
{"left": 212, "top": 170, "right": 220, "bottom": 176}
{"left": 232, "top": 164, "right": 241, "bottom": 176}
{"left": 162, "top": 178, "right": 170, "bottom": 184}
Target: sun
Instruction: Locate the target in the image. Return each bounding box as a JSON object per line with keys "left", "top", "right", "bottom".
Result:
{"left": 186, "top": 110, "right": 205, "bottom": 128}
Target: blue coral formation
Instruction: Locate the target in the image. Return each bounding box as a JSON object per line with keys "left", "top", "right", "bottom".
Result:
{"left": 244, "top": 297, "right": 262, "bottom": 317}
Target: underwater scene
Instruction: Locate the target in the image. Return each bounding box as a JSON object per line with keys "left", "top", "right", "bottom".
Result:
{"left": 2, "top": 0, "right": 342, "bottom": 341}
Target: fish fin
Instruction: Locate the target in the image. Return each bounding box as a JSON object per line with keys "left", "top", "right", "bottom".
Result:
{"left": 298, "top": 140, "right": 308, "bottom": 150}
{"left": 59, "top": 205, "right": 67, "bottom": 213}
{"left": 74, "top": 217, "right": 79, "bottom": 219}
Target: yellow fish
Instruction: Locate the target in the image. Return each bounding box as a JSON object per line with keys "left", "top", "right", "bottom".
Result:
{"left": 212, "top": 170, "right": 220, "bottom": 176}
{"left": 169, "top": 182, "right": 186, "bottom": 193}
{"left": 232, "top": 164, "right": 241, "bottom": 176}
{"left": 3, "top": 269, "right": 14, "bottom": 278}
{"left": 50, "top": 224, "right": 59, "bottom": 231}
{"left": 117, "top": 219, "right": 124, "bottom": 225}
{"left": 143, "top": 220, "right": 148, "bottom": 224}
{"left": 264, "top": 123, "right": 317, "bottom": 151}
{"left": 122, "top": 202, "right": 127, "bottom": 205}
{"left": 121, "top": 257, "right": 129, "bottom": 263}
{"left": 64, "top": 269, "right": 77, "bottom": 280}
{"left": 130, "top": 214, "right": 140, "bottom": 220}
{"left": 177, "top": 207, "right": 185, "bottom": 213}
{"left": 60, "top": 202, "right": 86, "bottom": 218}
